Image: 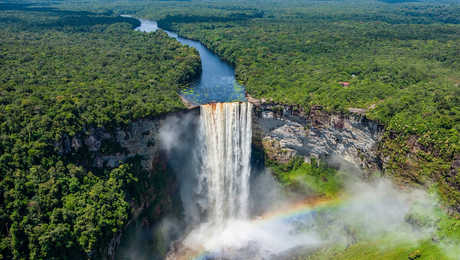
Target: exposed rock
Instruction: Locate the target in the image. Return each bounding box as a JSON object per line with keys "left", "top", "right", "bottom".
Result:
{"left": 347, "top": 107, "right": 368, "bottom": 115}
{"left": 253, "top": 103, "right": 384, "bottom": 171}
{"left": 55, "top": 134, "right": 71, "bottom": 155}
{"left": 71, "top": 136, "right": 82, "bottom": 151}
{"left": 246, "top": 94, "right": 261, "bottom": 106}
{"left": 85, "top": 135, "right": 101, "bottom": 152}
{"left": 94, "top": 156, "right": 104, "bottom": 168}
{"left": 106, "top": 232, "right": 122, "bottom": 260}
{"left": 104, "top": 119, "right": 159, "bottom": 170}
{"left": 55, "top": 109, "right": 199, "bottom": 171}
{"left": 262, "top": 136, "right": 298, "bottom": 163}
{"left": 450, "top": 155, "right": 460, "bottom": 179}
{"left": 54, "top": 109, "right": 199, "bottom": 259}
{"left": 180, "top": 95, "right": 200, "bottom": 109}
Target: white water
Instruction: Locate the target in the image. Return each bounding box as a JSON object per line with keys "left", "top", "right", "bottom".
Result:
{"left": 199, "top": 102, "right": 253, "bottom": 226}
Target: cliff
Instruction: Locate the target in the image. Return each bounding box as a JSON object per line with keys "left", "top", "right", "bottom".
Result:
{"left": 252, "top": 103, "right": 385, "bottom": 172}
{"left": 54, "top": 108, "right": 199, "bottom": 259}
{"left": 252, "top": 100, "right": 459, "bottom": 215}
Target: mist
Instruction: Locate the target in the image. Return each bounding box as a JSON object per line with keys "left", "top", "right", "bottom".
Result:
{"left": 121, "top": 110, "right": 444, "bottom": 260}
{"left": 158, "top": 110, "right": 207, "bottom": 226}
{"left": 171, "top": 158, "right": 441, "bottom": 259}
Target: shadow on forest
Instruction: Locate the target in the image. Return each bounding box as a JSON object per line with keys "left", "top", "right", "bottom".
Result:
{"left": 0, "top": 2, "right": 93, "bottom": 16}
{"left": 0, "top": 2, "right": 140, "bottom": 30}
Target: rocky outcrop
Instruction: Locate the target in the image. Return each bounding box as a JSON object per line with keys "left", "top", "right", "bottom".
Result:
{"left": 56, "top": 119, "right": 159, "bottom": 170}
{"left": 56, "top": 109, "right": 199, "bottom": 171}
{"left": 252, "top": 103, "right": 384, "bottom": 171}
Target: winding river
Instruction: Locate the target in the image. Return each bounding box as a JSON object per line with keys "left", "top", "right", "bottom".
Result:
{"left": 134, "top": 18, "right": 247, "bottom": 105}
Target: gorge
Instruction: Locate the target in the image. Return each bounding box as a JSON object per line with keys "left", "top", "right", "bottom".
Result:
{"left": 1, "top": 3, "right": 458, "bottom": 260}
{"left": 110, "top": 18, "right": 432, "bottom": 260}
{"left": 38, "top": 15, "right": 459, "bottom": 260}
{"left": 113, "top": 18, "right": 257, "bottom": 259}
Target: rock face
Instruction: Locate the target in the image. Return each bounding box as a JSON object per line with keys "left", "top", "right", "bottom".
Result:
{"left": 253, "top": 104, "right": 384, "bottom": 171}
{"left": 54, "top": 108, "right": 199, "bottom": 259}
{"left": 56, "top": 119, "right": 158, "bottom": 170}
{"left": 56, "top": 109, "right": 198, "bottom": 171}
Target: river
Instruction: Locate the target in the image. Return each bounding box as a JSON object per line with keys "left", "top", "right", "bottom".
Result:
{"left": 134, "top": 18, "right": 247, "bottom": 105}
{"left": 115, "top": 17, "right": 251, "bottom": 260}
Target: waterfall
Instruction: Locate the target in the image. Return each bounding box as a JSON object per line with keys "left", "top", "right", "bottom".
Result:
{"left": 199, "top": 102, "right": 253, "bottom": 226}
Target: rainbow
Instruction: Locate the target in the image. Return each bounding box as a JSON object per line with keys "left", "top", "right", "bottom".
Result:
{"left": 257, "top": 196, "right": 343, "bottom": 222}
{"left": 171, "top": 196, "right": 345, "bottom": 260}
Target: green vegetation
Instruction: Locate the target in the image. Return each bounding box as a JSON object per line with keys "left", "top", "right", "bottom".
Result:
{"left": 269, "top": 157, "right": 343, "bottom": 197}
{"left": 306, "top": 205, "right": 460, "bottom": 260}
{"left": 269, "top": 158, "right": 460, "bottom": 260}
{"left": 274, "top": 159, "right": 460, "bottom": 260}
{"left": 306, "top": 239, "right": 450, "bottom": 260}
{"left": 0, "top": 3, "right": 200, "bottom": 259}
{"left": 117, "top": 0, "right": 459, "bottom": 212}
{"left": 1, "top": 0, "right": 460, "bottom": 258}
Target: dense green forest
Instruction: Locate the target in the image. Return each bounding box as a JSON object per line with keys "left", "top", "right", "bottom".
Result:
{"left": 117, "top": 0, "right": 459, "bottom": 212}
{"left": 71, "top": 0, "right": 460, "bottom": 249}
{"left": 0, "top": 3, "right": 200, "bottom": 259}
{"left": 1, "top": 0, "right": 460, "bottom": 259}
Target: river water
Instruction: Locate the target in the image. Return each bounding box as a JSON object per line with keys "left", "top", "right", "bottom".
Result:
{"left": 134, "top": 18, "right": 247, "bottom": 105}
{"left": 115, "top": 17, "right": 253, "bottom": 260}
{"left": 134, "top": 17, "right": 259, "bottom": 260}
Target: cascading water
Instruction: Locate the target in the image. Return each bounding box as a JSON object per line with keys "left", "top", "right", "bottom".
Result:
{"left": 199, "top": 102, "right": 253, "bottom": 226}
{"left": 131, "top": 18, "right": 335, "bottom": 260}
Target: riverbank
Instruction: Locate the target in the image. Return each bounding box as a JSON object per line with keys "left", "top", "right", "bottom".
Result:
{"left": 132, "top": 17, "right": 247, "bottom": 105}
